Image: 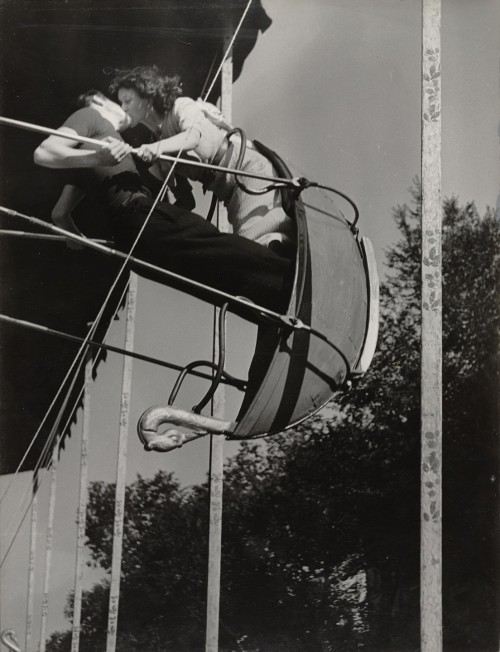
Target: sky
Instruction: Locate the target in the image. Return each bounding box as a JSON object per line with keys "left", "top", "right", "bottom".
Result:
{"left": 1, "top": 0, "right": 498, "bottom": 645}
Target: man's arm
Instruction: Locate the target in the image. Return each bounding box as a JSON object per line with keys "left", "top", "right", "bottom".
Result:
{"left": 34, "top": 128, "right": 132, "bottom": 169}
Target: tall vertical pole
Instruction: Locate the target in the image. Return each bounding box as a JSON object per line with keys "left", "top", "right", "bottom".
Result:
{"left": 25, "top": 472, "right": 38, "bottom": 652}
{"left": 39, "top": 443, "right": 59, "bottom": 652}
{"left": 71, "top": 353, "right": 93, "bottom": 652}
{"left": 106, "top": 273, "right": 138, "bottom": 652}
{"left": 421, "top": 1, "right": 442, "bottom": 651}
{"left": 205, "top": 29, "right": 233, "bottom": 652}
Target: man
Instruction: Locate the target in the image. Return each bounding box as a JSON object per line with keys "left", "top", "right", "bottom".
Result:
{"left": 34, "top": 91, "right": 293, "bottom": 314}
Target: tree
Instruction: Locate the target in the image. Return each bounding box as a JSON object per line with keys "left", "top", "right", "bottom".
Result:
{"left": 47, "top": 472, "right": 212, "bottom": 652}
{"left": 236, "top": 186, "right": 498, "bottom": 650}
{"left": 47, "top": 187, "right": 499, "bottom": 651}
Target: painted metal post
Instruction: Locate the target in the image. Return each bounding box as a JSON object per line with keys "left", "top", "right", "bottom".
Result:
{"left": 106, "top": 273, "right": 138, "bottom": 652}
{"left": 39, "top": 444, "right": 59, "bottom": 652}
{"left": 71, "top": 354, "right": 93, "bottom": 652}
{"left": 205, "top": 30, "right": 233, "bottom": 652}
{"left": 25, "top": 473, "right": 38, "bottom": 652}
{"left": 421, "top": 1, "right": 442, "bottom": 651}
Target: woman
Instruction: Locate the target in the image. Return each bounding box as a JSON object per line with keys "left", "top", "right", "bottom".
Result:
{"left": 109, "top": 66, "right": 295, "bottom": 250}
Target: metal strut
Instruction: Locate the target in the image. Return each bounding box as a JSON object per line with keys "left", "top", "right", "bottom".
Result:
{"left": 137, "top": 297, "right": 246, "bottom": 451}
{"left": 138, "top": 304, "right": 240, "bottom": 453}
{"left": 167, "top": 303, "right": 242, "bottom": 412}
{"left": 228, "top": 127, "right": 294, "bottom": 196}
{"left": 305, "top": 181, "right": 360, "bottom": 232}
{"left": 218, "top": 127, "right": 360, "bottom": 232}
{"left": 205, "top": 126, "right": 289, "bottom": 222}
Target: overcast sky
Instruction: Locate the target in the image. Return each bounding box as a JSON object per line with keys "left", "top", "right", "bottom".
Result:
{"left": 1, "top": 0, "right": 498, "bottom": 642}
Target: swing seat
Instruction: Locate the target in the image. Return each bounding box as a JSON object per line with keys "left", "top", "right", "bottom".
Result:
{"left": 229, "top": 146, "right": 379, "bottom": 438}
{"left": 137, "top": 145, "right": 379, "bottom": 448}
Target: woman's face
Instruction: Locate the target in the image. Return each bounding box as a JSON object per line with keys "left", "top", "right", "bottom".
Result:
{"left": 117, "top": 87, "right": 148, "bottom": 127}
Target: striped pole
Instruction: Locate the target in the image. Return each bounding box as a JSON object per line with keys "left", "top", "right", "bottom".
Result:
{"left": 71, "top": 354, "right": 93, "bottom": 652}
{"left": 39, "top": 444, "right": 59, "bottom": 652}
{"left": 421, "top": 1, "right": 442, "bottom": 650}
{"left": 25, "top": 474, "right": 38, "bottom": 652}
{"left": 106, "top": 273, "right": 137, "bottom": 652}
{"left": 205, "top": 26, "right": 233, "bottom": 652}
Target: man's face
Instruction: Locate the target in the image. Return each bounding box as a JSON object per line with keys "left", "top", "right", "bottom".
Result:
{"left": 90, "top": 95, "right": 131, "bottom": 132}
{"left": 117, "top": 87, "right": 148, "bottom": 128}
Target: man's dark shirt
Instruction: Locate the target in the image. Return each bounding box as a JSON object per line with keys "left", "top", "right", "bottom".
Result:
{"left": 62, "top": 107, "right": 146, "bottom": 211}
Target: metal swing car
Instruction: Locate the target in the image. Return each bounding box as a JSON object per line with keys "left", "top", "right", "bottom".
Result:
{"left": 138, "top": 141, "right": 379, "bottom": 451}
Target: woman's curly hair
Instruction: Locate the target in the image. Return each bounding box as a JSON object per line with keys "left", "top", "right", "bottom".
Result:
{"left": 108, "top": 66, "right": 183, "bottom": 115}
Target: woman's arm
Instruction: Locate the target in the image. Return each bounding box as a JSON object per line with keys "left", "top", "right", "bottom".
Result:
{"left": 135, "top": 129, "right": 201, "bottom": 163}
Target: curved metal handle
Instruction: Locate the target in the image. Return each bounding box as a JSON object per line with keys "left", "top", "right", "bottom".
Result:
{"left": 137, "top": 405, "right": 235, "bottom": 453}
{"left": 1, "top": 630, "right": 22, "bottom": 652}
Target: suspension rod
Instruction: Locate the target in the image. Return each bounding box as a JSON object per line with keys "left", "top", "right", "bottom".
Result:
{"left": 0, "top": 115, "right": 304, "bottom": 188}
{"left": 0, "top": 313, "right": 245, "bottom": 389}
{"left": 0, "top": 229, "right": 112, "bottom": 245}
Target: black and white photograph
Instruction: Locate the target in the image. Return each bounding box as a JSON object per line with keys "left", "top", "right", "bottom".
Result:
{"left": 0, "top": 1, "right": 498, "bottom": 650}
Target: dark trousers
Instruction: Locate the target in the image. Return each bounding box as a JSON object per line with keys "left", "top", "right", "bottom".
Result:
{"left": 111, "top": 197, "right": 292, "bottom": 317}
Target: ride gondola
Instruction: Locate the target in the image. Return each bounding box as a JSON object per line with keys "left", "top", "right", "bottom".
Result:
{"left": 137, "top": 139, "right": 379, "bottom": 450}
